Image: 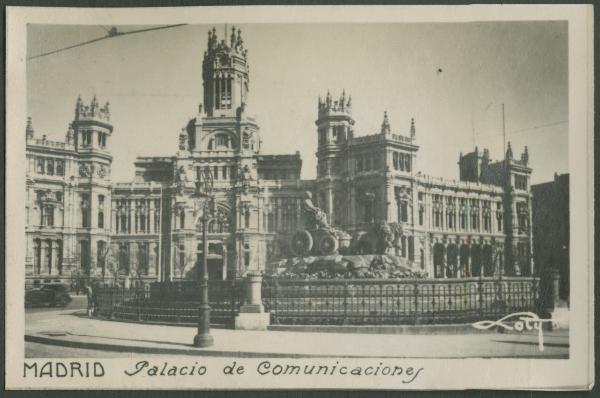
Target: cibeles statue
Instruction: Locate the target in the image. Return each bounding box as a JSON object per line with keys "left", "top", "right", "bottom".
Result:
{"left": 301, "top": 191, "right": 330, "bottom": 230}
{"left": 290, "top": 191, "right": 351, "bottom": 257}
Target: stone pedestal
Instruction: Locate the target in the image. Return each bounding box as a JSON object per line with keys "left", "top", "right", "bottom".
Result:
{"left": 235, "top": 312, "right": 271, "bottom": 330}
{"left": 234, "top": 273, "right": 270, "bottom": 330}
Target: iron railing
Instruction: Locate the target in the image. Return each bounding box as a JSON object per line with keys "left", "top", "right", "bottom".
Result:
{"left": 261, "top": 276, "right": 540, "bottom": 325}
{"left": 93, "top": 280, "right": 244, "bottom": 327}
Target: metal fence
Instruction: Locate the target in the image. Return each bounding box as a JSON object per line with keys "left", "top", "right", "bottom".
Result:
{"left": 261, "top": 276, "right": 541, "bottom": 325}
{"left": 94, "top": 280, "right": 244, "bottom": 326}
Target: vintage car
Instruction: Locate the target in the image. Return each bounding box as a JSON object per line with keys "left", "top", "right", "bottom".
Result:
{"left": 25, "top": 284, "right": 72, "bottom": 308}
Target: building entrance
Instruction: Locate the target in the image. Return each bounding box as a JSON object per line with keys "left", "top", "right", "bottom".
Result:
{"left": 207, "top": 258, "right": 224, "bottom": 280}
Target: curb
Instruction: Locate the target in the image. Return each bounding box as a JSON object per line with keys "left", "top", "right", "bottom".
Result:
{"left": 25, "top": 334, "right": 323, "bottom": 358}
{"left": 267, "top": 324, "right": 497, "bottom": 335}
{"left": 24, "top": 333, "right": 568, "bottom": 360}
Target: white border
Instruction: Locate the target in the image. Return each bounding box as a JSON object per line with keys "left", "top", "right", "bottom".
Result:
{"left": 5, "top": 5, "right": 594, "bottom": 390}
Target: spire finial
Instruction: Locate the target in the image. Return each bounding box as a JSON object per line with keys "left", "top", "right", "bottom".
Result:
{"left": 410, "top": 117, "right": 415, "bottom": 137}
{"left": 521, "top": 145, "right": 529, "bottom": 164}
{"left": 506, "top": 141, "right": 513, "bottom": 160}
{"left": 26, "top": 117, "right": 34, "bottom": 139}
{"left": 381, "top": 111, "right": 391, "bottom": 134}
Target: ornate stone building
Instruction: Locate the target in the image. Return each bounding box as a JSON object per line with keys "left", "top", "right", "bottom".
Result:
{"left": 25, "top": 26, "right": 534, "bottom": 286}
{"left": 314, "top": 93, "right": 533, "bottom": 278}
{"left": 25, "top": 98, "right": 113, "bottom": 286}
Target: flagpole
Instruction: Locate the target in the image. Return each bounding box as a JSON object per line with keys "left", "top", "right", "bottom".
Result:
{"left": 502, "top": 103, "right": 506, "bottom": 155}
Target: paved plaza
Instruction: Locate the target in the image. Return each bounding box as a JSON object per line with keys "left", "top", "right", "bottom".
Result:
{"left": 25, "top": 308, "right": 569, "bottom": 359}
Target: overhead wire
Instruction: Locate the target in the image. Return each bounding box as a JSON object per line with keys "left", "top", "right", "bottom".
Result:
{"left": 27, "top": 24, "right": 187, "bottom": 61}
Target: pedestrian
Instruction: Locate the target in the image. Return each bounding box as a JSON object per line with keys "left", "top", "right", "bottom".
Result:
{"left": 85, "top": 284, "right": 94, "bottom": 318}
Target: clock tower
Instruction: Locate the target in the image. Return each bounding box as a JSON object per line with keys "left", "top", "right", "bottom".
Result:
{"left": 202, "top": 26, "right": 250, "bottom": 118}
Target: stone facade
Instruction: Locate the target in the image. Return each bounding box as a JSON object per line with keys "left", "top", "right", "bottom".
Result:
{"left": 25, "top": 26, "right": 534, "bottom": 285}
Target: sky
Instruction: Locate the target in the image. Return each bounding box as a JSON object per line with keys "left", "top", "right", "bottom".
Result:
{"left": 27, "top": 22, "right": 568, "bottom": 184}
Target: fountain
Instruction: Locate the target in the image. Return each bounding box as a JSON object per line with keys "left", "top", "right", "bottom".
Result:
{"left": 269, "top": 191, "right": 427, "bottom": 279}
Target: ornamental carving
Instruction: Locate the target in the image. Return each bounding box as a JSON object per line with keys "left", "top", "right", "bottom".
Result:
{"left": 79, "top": 163, "right": 91, "bottom": 177}
{"left": 97, "top": 165, "right": 107, "bottom": 179}
{"left": 236, "top": 165, "right": 253, "bottom": 194}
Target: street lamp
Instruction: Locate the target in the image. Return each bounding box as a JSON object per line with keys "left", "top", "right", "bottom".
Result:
{"left": 193, "top": 166, "right": 214, "bottom": 347}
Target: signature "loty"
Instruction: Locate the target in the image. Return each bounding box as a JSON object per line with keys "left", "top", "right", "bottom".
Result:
{"left": 472, "top": 312, "right": 558, "bottom": 351}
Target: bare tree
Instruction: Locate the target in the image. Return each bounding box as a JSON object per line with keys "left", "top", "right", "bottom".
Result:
{"left": 173, "top": 245, "right": 199, "bottom": 280}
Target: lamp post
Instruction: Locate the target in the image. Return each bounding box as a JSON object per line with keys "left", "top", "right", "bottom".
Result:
{"left": 193, "top": 166, "right": 214, "bottom": 347}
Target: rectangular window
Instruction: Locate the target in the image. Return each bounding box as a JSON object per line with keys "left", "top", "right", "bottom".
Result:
{"left": 36, "top": 158, "right": 44, "bottom": 174}
{"left": 356, "top": 157, "right": 363, "bottom": 172}
{"left": 43, "top": 205, "right": 54, "bottom": 226}
{"left": 138, "top": 243, "right": 149, "bottom": 275}
{"left": 419, "top": 207, "right": 424, "bottom": 225}
{"left": 80, "top": 240, "right": 90, "bottom": 273}
{"left": 98, "top": 195, "right": 105, "bottom": 229}
{"left": 364, "top": 201, "right": 373, "bottom": 223}
{"left": 81, "top": 194, "right": 90, "bottom": 228}
{"left": 47, "top": 159, "right": 55, "bottom": 175}
{"left": 120, "top": 214, "right": 127, "bottom": 233}
{"left": 222, "top": 166, "right": 228, "bottom": 180}
{"left": 243, "top": 243, "right": 251, "bottom": 267}
{"left": 97, "top": 241, "right": 106, "bottom": 274}
{"left": 56, "top": 160, "right": 64, "bottom": 176}
{"left": 213, "top": 166, "right": 219, "bottom": 180}
{"left": 119, "top": 243, "right": 129, "bottom": 273}
{"left": 401, "top": 202, "right": 408, "bottom": 222}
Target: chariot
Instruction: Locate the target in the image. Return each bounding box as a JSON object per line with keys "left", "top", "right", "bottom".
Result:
{"left": 290, "top": 228, "right": 351, "bottom": 257}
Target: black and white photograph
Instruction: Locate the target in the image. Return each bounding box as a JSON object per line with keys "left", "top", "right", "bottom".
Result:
{"left": 5, "top": 4, "right": 594, "bottom": 391}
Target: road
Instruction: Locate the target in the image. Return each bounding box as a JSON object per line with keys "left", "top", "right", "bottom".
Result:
{"left": 26, "top": 341, "right": 172, "bottom": 358}
{"left": 26, "top": 295, "right": 88, "bottom": 314}
{"left": 26, "top": 298, "right": 175, "bottom": 358}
